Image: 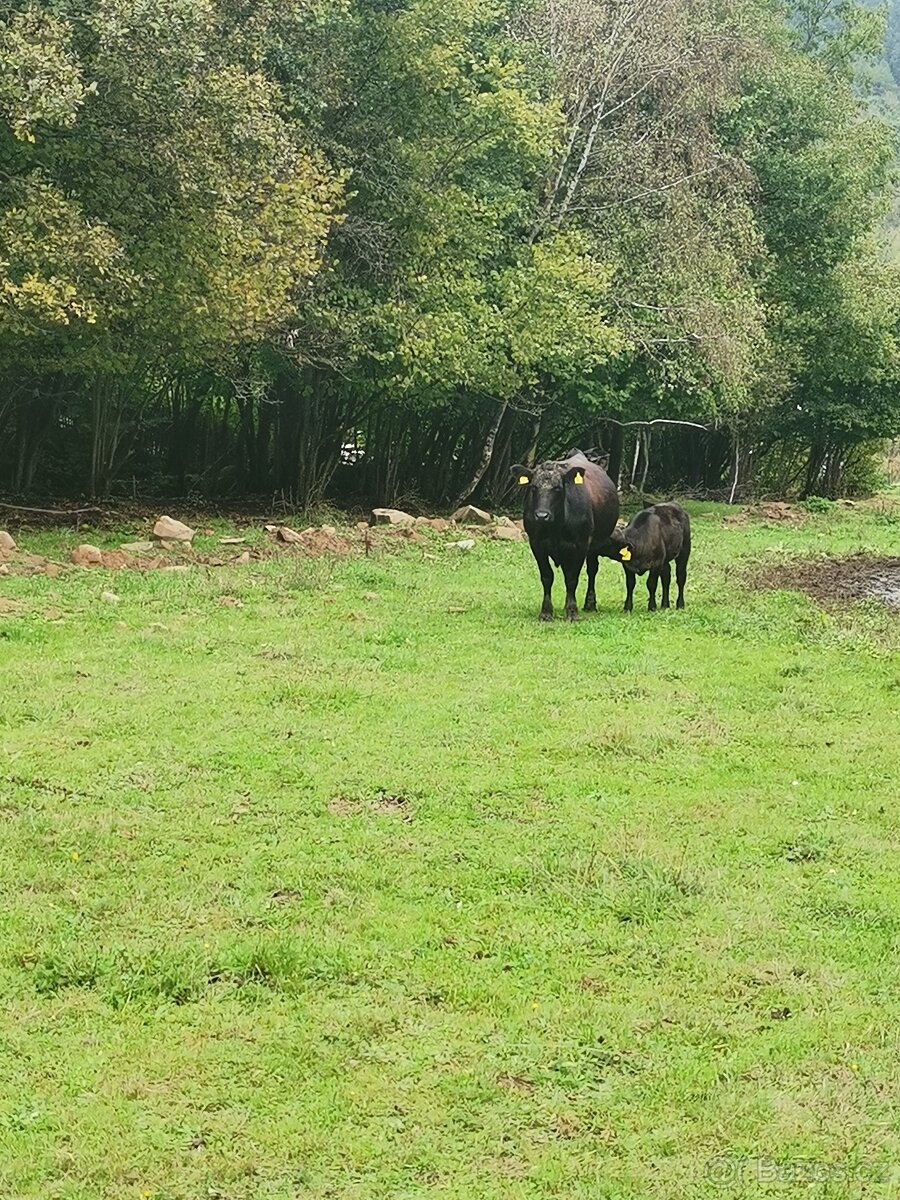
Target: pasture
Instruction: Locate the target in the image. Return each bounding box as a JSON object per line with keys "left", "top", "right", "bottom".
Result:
{"left": 2, "top": 500, "right": 900, "bottom": 1199}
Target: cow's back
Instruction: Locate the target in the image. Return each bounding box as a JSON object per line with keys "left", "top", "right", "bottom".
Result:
{"left": 579, "top": 458, "right": 619, "bottom": 546}
{"left": 653, "top": 503, "right": 689, "bottom": 556}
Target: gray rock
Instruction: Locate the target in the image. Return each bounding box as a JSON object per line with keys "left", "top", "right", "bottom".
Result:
{"left": 371, "top": 508, "right": 416, "bottom": 527}
{"left": 452, "top": 505, "right": 492, "bottom": 525}
{"left": 152, "top": 515, "right": 195, "bottom": 543}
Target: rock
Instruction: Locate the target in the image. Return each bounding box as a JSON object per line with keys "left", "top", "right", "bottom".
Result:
{"left": 121, "top": 540, "right": 155, "bottom": 553}
{"left": 70, "top": 544, "right": 103, "bottom": 567}
{"left": 493, "top": 525, "right": 524, "bottom": 541}
{"left": 363, "top": 591, "right": 380, "bottom": 601}
{"left": 0, "top": 564, "right": 8, "bottom": 576}
{"left": 448, "top": 539, "right": 476, "bottom": 552}
{"left": 100, "top": 590, "right": 120, "bottom": 605}
{"left": 0, "top": 531, "right": 16, "bottom": 552}
{"left": 44, "top": 563, "right": 60, "bottom": 579}
{"left": 268, "top": 525, "right": 304, "bottom": 544}
{"left": 355, "top": 521, "right": 369, "bottom": 531}
{"left": 452, "top": 505, "right": 492, "bottom": 525}
{"left": 320, "top": 525, "right": 337, "bottom": 536}
{"left": 152, "top": 516, "right": 195, "bottom": 543}
{"left": 219, "top": 536, "right": 245, "bottom": 545}
{"left": 415, "top": 517, "right": 450, "bottom": 532}
{"left": 371, "top": 508, "right": 416, "bottom": 527}
{"left": 232, "top": 550, "right": 251, "bottom": 565}
{"left": 217, "top": 596, "right": 244, "bottom": 608}
{"left": 494, "top": 515, "right": 516, "bottom": 528}
{"left": 401, "top": 527, "right": 425, "bottom": 543}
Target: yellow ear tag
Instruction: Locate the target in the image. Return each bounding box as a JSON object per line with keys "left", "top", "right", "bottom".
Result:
{"left": 518, "top": 475, "right": 529, "bottom": 485}
{"left": 620, "top": 547, "right": 632, "bottom": 562}
{"left": 574, "top": 472, "right": 584, "bottom": 485}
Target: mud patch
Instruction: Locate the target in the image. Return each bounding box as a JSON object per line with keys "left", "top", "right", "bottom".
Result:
{"left": 754, "top": 554, "right": 900, "bottom": 610}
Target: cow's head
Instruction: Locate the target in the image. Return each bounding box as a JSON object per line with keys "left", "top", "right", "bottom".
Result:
{"left": 511, "top": 461, "right": 586, "bottom": 525}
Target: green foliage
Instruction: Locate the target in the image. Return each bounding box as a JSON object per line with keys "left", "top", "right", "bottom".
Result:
{"left": 1, "top": 0, "right": 900, "bottom": 499}
{"left": 0, "top": 3, "right": 86, "bottom": 140}
{"left": 0, "top": 0, "right": 342, "bottom": 372}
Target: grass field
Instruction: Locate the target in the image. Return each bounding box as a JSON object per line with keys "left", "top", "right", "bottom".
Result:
{"left": 2, "top": 500, "right": 900, "bottom": 1199}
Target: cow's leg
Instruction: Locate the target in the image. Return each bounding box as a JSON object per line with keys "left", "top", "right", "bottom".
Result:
{"left": 562, "top": 553, "right": 585, "bottom": 622}
{"left": 647, "top": 570, "right": 659, "bottom": 612}
{"left": 660, "top": 562, "right": 672, "bottom": 609}
{"left": 623, "top": 568, "right": 635, "bottom": 613}
{"left": 532, "top": 547, "right": 555, "bottom": 621}
{"left": 583, "top": 551, "right": 599, "bottom": 612}
{"left": 675, "top": 551, "right": 688, "bottom": 609}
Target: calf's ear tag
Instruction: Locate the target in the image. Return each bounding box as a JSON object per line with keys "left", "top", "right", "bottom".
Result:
{"left": 518, "top": 475, "right": 529, "bottom": 485}
{"left": 620, "top": 546, "right": 632, "bottom": 562}
{"left": 574, "top": 472, "right": 584, "bottom": 485}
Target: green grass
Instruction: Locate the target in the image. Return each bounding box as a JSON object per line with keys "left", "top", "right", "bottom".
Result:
{"left": 2, "top": 500, "right": 900, "bottom": 1199}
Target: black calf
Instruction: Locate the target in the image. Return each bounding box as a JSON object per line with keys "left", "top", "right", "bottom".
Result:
{"left": 602, "top": 502, "right": 691, "bottom": 613}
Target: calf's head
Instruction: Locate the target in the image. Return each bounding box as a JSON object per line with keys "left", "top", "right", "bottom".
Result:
{"left": 511, "top": 461, "right": 587, "bottom": 525}
{"left": 598, "top": 526, "right": 639, "bottom": 570}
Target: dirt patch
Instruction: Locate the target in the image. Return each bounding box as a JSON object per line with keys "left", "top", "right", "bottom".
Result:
{"left": 290, "top": 528, "right": 352, "bottom": 556}
{"left": 724, "top": 501, "right": 805, "bottom": 527}
{"left": 753, "top": 554, "right": 900, "bottom": 610}
{"left": 327, "top": 791, "right": 414, "bottom": 818}
{"left": 497, "top": 1074, "right": 536, "bottom": 1095}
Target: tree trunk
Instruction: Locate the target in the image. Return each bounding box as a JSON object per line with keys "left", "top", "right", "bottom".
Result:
{"left": 455, "top": 401, "right": 508, "bottom": 507}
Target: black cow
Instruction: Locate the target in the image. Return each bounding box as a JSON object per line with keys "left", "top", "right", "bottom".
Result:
{"left": 511, "top": 450, "right": 620, "bottom": 621}
{"left": 603, "top": 502, "right": 691, "bottom": 612}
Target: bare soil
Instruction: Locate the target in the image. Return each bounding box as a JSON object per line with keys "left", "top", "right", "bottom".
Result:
{"left": 754, "top": 553, "right": 900, "bottom": 610}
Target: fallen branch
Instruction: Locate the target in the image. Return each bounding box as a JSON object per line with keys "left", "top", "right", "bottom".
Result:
{"left": 605, "top": 417, "right": 712, "bottom": 432}
{"left": 0, "top": 501, "right": 112, "bottom": 517}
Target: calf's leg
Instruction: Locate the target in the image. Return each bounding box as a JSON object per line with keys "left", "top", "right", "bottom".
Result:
{"left": 660, "top": 562, "right": 672, "bottom": 609}
{"left": 675, "top": 551, "right": 688, "bottom": 609}
{"left": 584, "top": 551, "right": 599, "bottom": 612}
{"left": 647, "top": 570, "right": 659, "bottom": 612}
{"left": 623, "top": 568, "right": 636, "bottom": 613}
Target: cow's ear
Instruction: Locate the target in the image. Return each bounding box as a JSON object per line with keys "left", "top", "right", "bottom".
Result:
{"left": 511, "top": 464, "right": 532, "bottom": 485}
{"left": 567, "top": 465, "right": 586, "bottom": 486}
